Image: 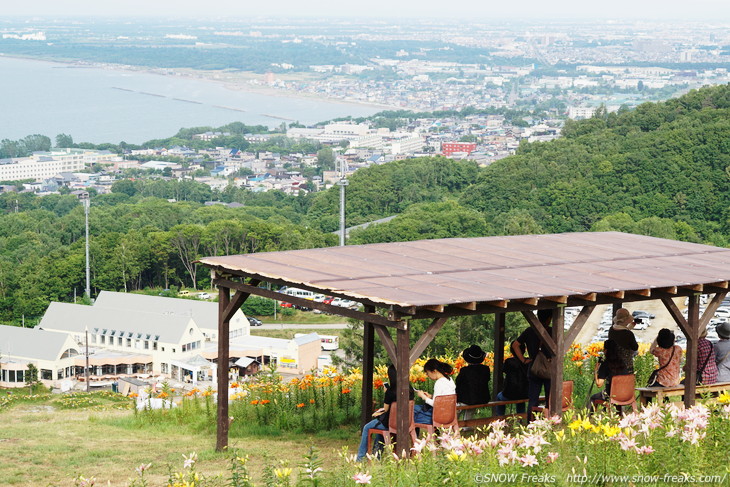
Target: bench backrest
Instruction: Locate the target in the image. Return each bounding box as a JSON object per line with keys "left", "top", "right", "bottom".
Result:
{"left": 432, "top": 394, "right": 458, "bottom": 427}
{"left": 609, "top": 374, "right": 636, "bottom": 404}
{"left": 387, "top": 400, "right": 415, "bottom": 433}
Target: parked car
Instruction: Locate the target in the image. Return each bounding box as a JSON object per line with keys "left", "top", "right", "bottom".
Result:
{"left": 248, "top": 317, "right": 263, "bottom": 327}
{"left": 280, "top": 302, "right": 293, "bottom": 308}
{"left": 196, "top": 292, "right": 211, "bottom": 300}
{"left": 313, "top": 294, "right": 326, "bottom": 303}
{"left": 323, "top": 296, "right": 335, "bottom": 305}
{"left": 632, "top": 310, "right": 655, "bottom": 320}
{"left": 178, "top": 290, "right": 190, "bottom": 296}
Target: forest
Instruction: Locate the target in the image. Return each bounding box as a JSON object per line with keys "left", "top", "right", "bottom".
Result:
{"left": 2, "top": 84, "right": 730, "bottom": 330}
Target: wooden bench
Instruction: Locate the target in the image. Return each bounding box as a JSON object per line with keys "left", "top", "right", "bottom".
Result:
{"left": 636, "top": 382, "right": 730, "bottom": 406}
{"left": 456, "top": 397, "right": 543, "bottom": 428}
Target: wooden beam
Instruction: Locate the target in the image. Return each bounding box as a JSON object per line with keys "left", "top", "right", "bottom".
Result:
{"left": 521, "top": 310, "right": 557, "bottom": 355}
{"left": 626, "top": 288, "right": 651, "bottom": 297}
{"left": 565, "top": 306, "right": 596, "bottom": 347}
{"left": 520, "top": 298, "right": 539, "bottom": 307}
{"left": 453, "top": 301, "right": 477, "bottom": 311}
{"left": 684, "top": 295, "right": 700, "bottom": 408}
{"left": 409, "top": 317, "right": 448, "bottom": 365}
{"left": 421, "top": 305, "right": 444, "bottom": 313}
{"left": 216, "top": 286, "right": 231, "bottom": 452}
{"left": 542, "top": 295, "right": 568, "bottom": 304}
{"left": 549, "top": 309, "right": 565, "bottom": 418}
{"left": 704, "top": 282, "right": 729, "bottom": 294}
{"left": 493, "top": 313, "right": 506, "bottom": 400}
{"left": 700, "top": 292, "right": 728, "bottom": 328}
{"left": 681, "top": 284, "right": 704, "bottom": 292}
{"left": 361, "top": 305, "right": 375, "bottom": 429}
{"left": 213, "top": 277, "right": 404, "bottom": 329}
{"left": 661, "top": 297, "right": 689, "bottom": 337}
{"left": 602, "top": 291, "right": 625, "bottom": 299}
{"left": 577, "top": 293, "right": 597, "bottom": 302}
{"left": 395, "top": 326, "right": 411, "bottom": 457}
{"left": 374, "top": 324, "right": 397, "bottom": 365}
{"left": 487, "top": 300, "right": 509, "bottom": 308}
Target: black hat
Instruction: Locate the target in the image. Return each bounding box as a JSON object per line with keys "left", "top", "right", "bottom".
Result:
{"left": 463, "top": 345, "right": 486, "bottom": 364}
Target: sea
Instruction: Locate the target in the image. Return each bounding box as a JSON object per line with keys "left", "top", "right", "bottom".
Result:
{"left": 0, "top": 56, "right": 381, "bottom": 144}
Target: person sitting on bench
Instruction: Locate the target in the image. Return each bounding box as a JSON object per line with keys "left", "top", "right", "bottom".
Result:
{"left": 414, "top": 359, "right": 456, "bottom": 424}
{"left": 455, "top": 345, "right": 491, "bottom": 417}
{"left": 494, "top": 341, "right": 529, "bottom": 416}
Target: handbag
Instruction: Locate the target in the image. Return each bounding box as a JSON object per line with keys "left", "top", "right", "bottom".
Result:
{"left": 530, "top": 351, "right": 552, "bottom": 380}
{"left": 696, "top": 347, "right": 713, "bottom": 385}
{"left": 647, "top": 346, "right": 675, "bottom": 387}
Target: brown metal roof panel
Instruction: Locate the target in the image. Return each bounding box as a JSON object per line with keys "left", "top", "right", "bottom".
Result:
{"left": 249, "top": 251, "right": 418, "bottom": 278}
{"left": 200, "top": 256, "right": 343, "bottom": 283}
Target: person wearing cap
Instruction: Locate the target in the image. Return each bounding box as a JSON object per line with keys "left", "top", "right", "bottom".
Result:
{"left": 608, "top": 308, "right": 638, "bottom": 373}
{"left": 455, "top": 345, "right": 491, "bottom": 406}
{"left": 714, "top": 322, "right": 730, "bottom": 382}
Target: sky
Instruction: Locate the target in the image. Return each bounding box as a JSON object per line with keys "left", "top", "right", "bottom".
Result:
{"left": 7, "top": 0, "right": 730, "bottom": 21}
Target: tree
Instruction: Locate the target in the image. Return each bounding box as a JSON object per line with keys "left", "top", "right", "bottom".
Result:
{"left": 317, "top": 147, "right": 335, "bottom": 171}
{"left": 168, "top": 224, "right": 204, "bottom": 289}
{"left": 26, "top": 363, "right": 39, "bottom": 394}
{"left": 55, "top": 133, "right": 74, "bottom": 148}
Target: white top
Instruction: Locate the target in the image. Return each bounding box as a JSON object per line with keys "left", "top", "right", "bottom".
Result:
{"left": 425, "top": 376, "right": 456, "bottom": 406}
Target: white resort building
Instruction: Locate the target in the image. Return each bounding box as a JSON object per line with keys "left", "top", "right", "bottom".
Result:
{"left": 0, "top": 291, "right": 322, "bottom": 389}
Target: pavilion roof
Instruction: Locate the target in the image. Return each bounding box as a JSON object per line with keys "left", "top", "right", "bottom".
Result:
{"left": 199, "top": 232, "right": 730, "bottom": 310}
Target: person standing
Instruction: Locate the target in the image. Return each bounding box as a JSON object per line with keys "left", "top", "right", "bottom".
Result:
{"left": 512, "top": 309, "right": 552, "bottom": 422}
{"left": 455, "top": 344, "right": 491, "bottom": 406}
{"left": 608, "top": 308, "right": 638, "bottom": 373}
{"left": 714, "top": 322, "right": 730, "bottom": 382}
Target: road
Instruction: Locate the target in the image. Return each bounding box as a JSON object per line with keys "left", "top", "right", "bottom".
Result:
{"left": 257, "top": 323, "right": 348, "bottom": 330}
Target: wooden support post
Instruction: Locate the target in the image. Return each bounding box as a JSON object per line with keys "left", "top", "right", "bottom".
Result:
{"left": 374, "top": 325, "right": 397, "bottom": 365}
{"left": 684, "top": 295, "right": 700, "bottom": 408}
{"left": 548, "top": 308, "right": 565, "bottom": 417}
{"left": 612, "top": 301, "right": 623, "bottom": 321}
{"left": 493, "top": 313, "right": 506, "bottom": 400}
{"left": 396, "top": 324, "right": 411, "bottom": 458}
{"left": 409, "top": 317, "right": 448, "bottom": 365}
{"left": 216, "top": 284, "right": 231, "bottom": 452}
{"left": 361, "top": 306, "right": 375, "bottom": 429}
{"left": 522, "top": 310, "right": 557, "bottom": 355}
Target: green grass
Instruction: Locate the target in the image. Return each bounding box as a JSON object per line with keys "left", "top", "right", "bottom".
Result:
{"left": 0, "top": 399, "right": 352, "bottom": 486}
{"left": 260, "top": 311, "right": 348, "bottom": 324}
{"left": 251, "top": 328, "right": 344, "bottom": 340}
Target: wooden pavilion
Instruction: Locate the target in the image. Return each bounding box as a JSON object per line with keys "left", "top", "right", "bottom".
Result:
{"left": 199, "top": 231, "right": 730, "bottom": 451}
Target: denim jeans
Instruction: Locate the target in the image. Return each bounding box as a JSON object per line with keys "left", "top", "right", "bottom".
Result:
{"left": 494, "top": 391, "right": 527, "bottom": 416}
{"left": 357, "top": 418, "right": 386, "bottom": 461}
{"left": 413, "top": 404, "right": 433, "bottom": 424}
{"left": 527, "top": 375, "right": 551, "bottom": 422}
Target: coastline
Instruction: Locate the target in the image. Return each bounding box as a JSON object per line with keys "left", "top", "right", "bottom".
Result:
{"left": 1, "top": 54, "right": 402, "bottom": 113}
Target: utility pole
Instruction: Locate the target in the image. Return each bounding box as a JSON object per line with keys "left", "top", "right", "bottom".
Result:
{"left": 337, "top": 159, "right": 348, "bottom": 247}
{"left": 82, "top": 194, "right": 91, "bottom": 299}
{"left": 85, "top": 326, "right": 90, "bottom": 393}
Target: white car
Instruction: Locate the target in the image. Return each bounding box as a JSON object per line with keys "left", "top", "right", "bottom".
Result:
{"left": 197, "top": 292, "right": 211, "bottom": 300}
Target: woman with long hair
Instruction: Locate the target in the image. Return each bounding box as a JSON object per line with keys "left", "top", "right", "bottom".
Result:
{"left": 414, "top": 358, "right": 456, "bottom": 424}
{"left": 590, "top": 339, "right": 629, "bottom": 410}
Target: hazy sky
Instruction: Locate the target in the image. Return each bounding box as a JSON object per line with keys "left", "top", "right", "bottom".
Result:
{"left": 7, "top": 0, "right": 730, "bottom": 21}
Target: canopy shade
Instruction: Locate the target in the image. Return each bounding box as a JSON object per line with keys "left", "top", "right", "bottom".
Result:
{"left": 199, "top": 232, "right": 730, "bottom": 310}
